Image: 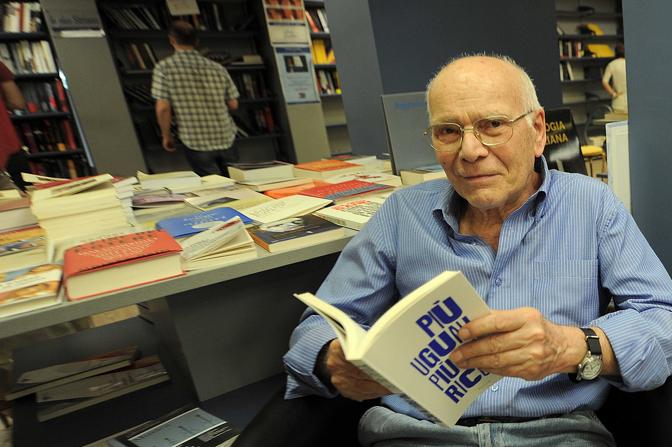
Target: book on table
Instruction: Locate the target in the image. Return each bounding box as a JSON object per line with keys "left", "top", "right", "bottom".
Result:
{"left": 292, "top": 159, "right": 363, "bottom": 179}
{"left": 103, "top": 406, "right": 239, "bottom": 447}
{"left": 236, "top": 176, "right": 312, "bottom": 192}
{"left": 136, "top": 171, "right": 201, "bottom": 190}
{"left": 263, "top": 180, "right": 328, "bottom": 199}
{"left": 0, "top": 225, "right": 47, "bottom": 273}
{"left": 29, "top": 174, "right": 115, "bottom": 202}
{"left": 179, "top": 216, "right": 257, "bottom": 271}
{"left": 6, "top": 345, "right": 140, "bottom": 401}
{"left": 294, "top": 270, "right": 500, "bottom": 426}
{"left": 156, "top": 207, "right": 252, "bottom": 239}
{"left": 297, "top": 179, "right": 394, "bottom": 204}
{"left": 323, "top": 172, "right": 402, "bottom": 187}
{"left": 227, "top": 161, "right": 295, "bottom": 182}
{"left": 248, "top": 214, "right": 346, "bottom": 253}
{"left": 36, "top": 355, "right": 170, "bottom": 422}
{"left": 0, "top": 263, "right": 62, "bottom": 319}
{"left": 184, "top": 186, "right": 272, "bottom": 212}
{"left": 399, "top": 166, "right": 447, "bottom": 185}
{"left": 0, "top": 196, "right": 37, "bottom": 232}
{"left": 240, "top": 195, "right": 332, "bottom": 224}
{"left": 313, "top": 196, "right": 388, "bottom": 231}
{"left": 63, "top": 230, "right": 184, "bottom": 301}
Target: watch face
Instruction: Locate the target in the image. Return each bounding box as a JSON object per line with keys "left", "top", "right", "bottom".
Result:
{"left": 581, "top": 357, "right": 603, "bottom": 380}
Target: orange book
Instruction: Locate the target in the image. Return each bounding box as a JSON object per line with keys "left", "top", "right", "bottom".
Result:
{"left": 264, "top": 180, "right": 328, "bottom": 199}
{"left": 293, "top": 159, "right": 363, "bottom": 179}
{"left": 63, "top": 230, "right": 183, "bottom": 301}
{"left": 305, "top": 11, "right": 319, "bottom": 32}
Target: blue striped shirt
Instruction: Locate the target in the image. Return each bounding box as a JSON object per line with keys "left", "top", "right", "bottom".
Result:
{"left": 283, "top": 159, "right": 672, "bottom": 419}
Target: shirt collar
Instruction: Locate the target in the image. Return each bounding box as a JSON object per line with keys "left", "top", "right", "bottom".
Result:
{"left": 432, "top": 155, "right": 551, "bottom": 232}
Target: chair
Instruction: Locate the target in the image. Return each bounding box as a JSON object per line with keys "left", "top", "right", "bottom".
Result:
{"left": 580, "top": 105, "right": 612, "bottom": 178}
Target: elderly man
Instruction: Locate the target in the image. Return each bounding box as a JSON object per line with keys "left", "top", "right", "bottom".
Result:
{"left": 283, "top": 55, "right": 672, "bottom": 446}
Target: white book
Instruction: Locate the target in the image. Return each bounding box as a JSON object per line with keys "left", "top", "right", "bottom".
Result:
{"left": 323, "top": 172, "right": 402, "bottom": 187}
{"left": 137, "top": 171, "right": 201, "bottom": 190}
{"left": 313, "top": 196, "right": 386, "bottom": 230}
{"left": 30, "top": 174, "right": 114, "bottom": 202}
{"left": 241, "top": 195, "right": 332, "bottom": 224}
{"left": 179, "top": 218, "right": 257, "bottom": 271}
{"left": 185, "top": 187, "right": 271, "bottom": 212}
{"left": 399, "top": 168, "right": 447, "bottom": 186}
{"left": 228, "top": 162, "right": 295, "bottom": 183}
{"left": 236, "top": 177, "right": 312, "bottom": 192}
{"left": 40, "top": 40, "right": 57, "bottom": 73}
{"left": 294, "top": 270, "right": 500, "bottom": 426}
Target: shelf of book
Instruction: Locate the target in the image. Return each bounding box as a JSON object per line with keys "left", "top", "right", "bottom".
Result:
{"left": 26, "top": 149, "right": 86, "bottom": 159}
{"left": 13, "top": 72, "right": 58, "bottom": 80}
{"left": 10, "top": 111, "right": 72, "bottom": 120}
{"left": 0, "top": 31, "right": 48, "bottom": 40}
{"left": 1, "top": 1, "right": 93, "bottom": 178}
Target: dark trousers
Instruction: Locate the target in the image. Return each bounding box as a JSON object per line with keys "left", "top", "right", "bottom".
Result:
{"left": 182, "top": 144, "right": 238, "bottom": 177}
{"left": 6, "top": 149, "right": 30, "bottom": 191}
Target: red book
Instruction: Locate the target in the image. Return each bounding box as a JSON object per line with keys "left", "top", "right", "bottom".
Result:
{"left": 298, "top": 179, "right": 392, "bottom": 204}
{"left": 63, "top": 230, "right": 184, "bottom": 301}
{"left": 264, "top": 180, "right": 328, "bottom": 199}
{"left": 54, "top": 80, "right": 70, "bottom": 113}
{"left": 293, "top": 159, "right": 363, "bottom": 179}
{"left": 61, "top": 121, "right": 77, "bottom": 149}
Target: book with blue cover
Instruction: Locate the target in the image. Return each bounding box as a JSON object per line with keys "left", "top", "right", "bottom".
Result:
{"left": 156, "top": 208, "right": 252, "bottom": 238}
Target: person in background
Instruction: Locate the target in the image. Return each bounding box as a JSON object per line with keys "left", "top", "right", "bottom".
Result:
{"left": 602, "top": 43, "right": 627, "bottom": 113}
{"left": 0, "top": 60, "right": 30, "bottom": 190}
{"left": 284, "top": 54, "right": 672, "bottom": 446}
{"left": 151, "top": 20, "right": 240, "bottom": 177}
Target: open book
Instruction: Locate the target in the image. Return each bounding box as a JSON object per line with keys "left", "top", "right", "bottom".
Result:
{"left": 294, "top": 270, "right": 500, "bottom": 426}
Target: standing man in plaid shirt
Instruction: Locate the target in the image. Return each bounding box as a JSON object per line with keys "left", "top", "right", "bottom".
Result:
{"left": 152, "top": 20, "right": 240, "bottom": 176}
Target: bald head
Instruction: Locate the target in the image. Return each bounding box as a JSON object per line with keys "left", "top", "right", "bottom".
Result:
{"left": 426, "top": 55, "right": 541, "bottom": 119}
{"left": 169, "top": 20, "right": 197, "bottom": 47}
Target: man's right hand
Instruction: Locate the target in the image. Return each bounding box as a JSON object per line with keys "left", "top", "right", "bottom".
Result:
{"left": 162, "top": 136, "right": 176, "bottom": 152}
{"left": 324, "top": 339, "right": 391, "bottom": 401}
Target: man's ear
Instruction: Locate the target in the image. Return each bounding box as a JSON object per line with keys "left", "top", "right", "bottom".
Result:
{"left": 532, "top": 108, "right": 547, "bottom": 158}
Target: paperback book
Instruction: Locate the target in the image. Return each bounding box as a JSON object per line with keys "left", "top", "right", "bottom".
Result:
{"left": 36, "top": 355, "right": 170, "bottom": 422}
{"left": 293, "top": 159, "right": 362, "bottom": 179}
{"left": 248, "top": 215, "right": 345, "bottom": 253}
{"left": 179, "top": 217, "right": 257, "bottom": 270}
{"left": 240, "top": 195, "right": 331, "bottom": 224}
{"left": 0, "top": 225, "right": 46, "bottom": 273}
{"left": 6, "top": 345, "right": 140, "bottom": 401}
{"left": 298, "top": 179, "right": 393, "bottom": 204}
{"left": 294, "top": 270, "right": 500, "bottom": 426}
{"left": 313, "top": 196, "right": 387, "bottom": 230}
{"left": 227, "top": 161, "right": 294, "bottom": 182}
{"left": 0, "top": 263, "right": 62, "bottom": 319}
{"left": 156, "top": 207, "right": 252, "bottom": 238}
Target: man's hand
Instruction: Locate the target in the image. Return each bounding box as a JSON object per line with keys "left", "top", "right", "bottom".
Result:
{"left": 450, "top": 308, "right": 587, "bottom": 381}
{"left": 162, "top": 136, "right": 176, "bottom": 152}
{"left": 324, "top": 339, "right": 391, "bottom": 401}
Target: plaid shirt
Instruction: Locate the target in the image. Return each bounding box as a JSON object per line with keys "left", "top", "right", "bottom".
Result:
{"left": 151, "top": 50, "right": 239, "bottom": 151}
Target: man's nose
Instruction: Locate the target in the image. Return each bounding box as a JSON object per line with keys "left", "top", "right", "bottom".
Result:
{"left": 459, "top": 128, "right": 489, "bottom": 162}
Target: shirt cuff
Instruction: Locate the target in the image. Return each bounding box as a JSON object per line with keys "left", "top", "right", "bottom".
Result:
{"left": 283, "top": 322, "right": 338, "bottom": 399}
{"left": 592, "top": 309, "right": 671, "bottom": 391}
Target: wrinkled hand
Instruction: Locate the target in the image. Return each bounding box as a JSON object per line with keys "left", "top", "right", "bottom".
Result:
{"left": 162, "top": 136, "right": 176, "bottom": 152}
{"left": 450, "top": 307, "right": 585, "bottom": 381}
{"left": 325, "top": 339, "right": 391, "bottom": 401}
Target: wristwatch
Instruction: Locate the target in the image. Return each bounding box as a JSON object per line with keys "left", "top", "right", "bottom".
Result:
{"left": 570, "top": 327, "right": 603, "bottom": 382}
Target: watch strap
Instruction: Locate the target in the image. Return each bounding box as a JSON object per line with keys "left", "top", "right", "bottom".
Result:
{"left": 569, "top": 327, "right": 602, "bottom": 383}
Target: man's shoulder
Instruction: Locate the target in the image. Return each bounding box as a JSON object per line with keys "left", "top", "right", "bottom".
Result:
{"left": 389, "top": 179, "right": 450, "bottom": 209}
{"left": 546, "top": 170, "right": 613, "bottom": 208}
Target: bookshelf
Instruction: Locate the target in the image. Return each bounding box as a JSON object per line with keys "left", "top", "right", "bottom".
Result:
{"left": 304, "top": 0, "right": 352, "bottom": 154}
{"left": 96, "top": 0, "right": 288, "bottom": 173}
{"left": 0, "top": 0, "right": 93, "bottom": 178}
{"left": 556, "top": 0, "right": 623, "bottom": 136}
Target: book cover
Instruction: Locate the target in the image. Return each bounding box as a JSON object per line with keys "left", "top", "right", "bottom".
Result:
{"left": 156, "top": 207, "right": 252, "bottom": 238}
{"left": 293, "top": 159, "right": 363, "bottom": 179}
{"left": 237, "top": 177, "right": 312, "bottom": 192}
{"left": 6, "top": 345, "right": 140, "bottom": 401}
{"left": 294, "top": 271, "right": 500, "bottom": 426}
{"left": 314, "top": 197, "right": 386, "bottom": 231}
{"left": 298, "top": 180, "right": 393, "bottom": 203}
{"left": 0, "top": 263, "right": 61, "bottom": 319}
{"left": 263, "top": 180, "right": 328, "bottom": 199}
{"left": 30, "top": 174, "right": 114, "bottom": 202}
{"left": 63, "top": 230, "right": 184, "bottom": 301}
{"left": 36, "top": 356, "right": 170, "bottom": 422}
{"left": 227, "top": 161, "right": 294, "bottom": 182}
{"left": 109, "top": 406, "right": 239, "bottom": 447}
{"left": 240, "top": 195, "right": 331, "bottom": 224}
{"left": 248, "top": 215, "right": 345, "bottom": 253}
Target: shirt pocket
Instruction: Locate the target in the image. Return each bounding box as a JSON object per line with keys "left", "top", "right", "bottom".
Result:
{"left": 532, "top": 260, "right": 600, "bottom": 325}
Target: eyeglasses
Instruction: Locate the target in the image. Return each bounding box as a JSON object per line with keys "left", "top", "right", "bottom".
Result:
{"left": 424, "top": 110, "right": 535, "bottom": 152}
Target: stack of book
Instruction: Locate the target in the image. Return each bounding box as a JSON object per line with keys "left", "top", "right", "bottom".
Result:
{"left": 297, "top": 179, "right": 394, "bottom": 205}
{"left": 0, "top": 225, "right": 47, "bottom": 273}
{"left": 29, "top": 174, "right": 134, "bottom": 242}
{"left": 136, "top": 171, "right": 201, "bottom": 191}
{"left": 0, "top": 262, "right": 62, "bottom": 318}
{"left": 6, "top": 346, "right": 171, "bottom": 422}
{"left": 293, "top": 159, "right": 363, "bottom": 179}
{"left": 227, "top": 161, "right": 295, "bottom": 184}
{"left": 314, "top": 195, "right": 388, "bottom": 231}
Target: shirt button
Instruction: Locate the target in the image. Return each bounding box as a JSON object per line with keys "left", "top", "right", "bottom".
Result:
{"left": 495, "top": 278, "right": 503, "bottom": 287}
{"left": 490, "top": 385, "right": 499, "bottom": 392}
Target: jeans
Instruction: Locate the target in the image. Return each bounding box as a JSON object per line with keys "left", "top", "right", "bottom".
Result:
{"left": 182, "top": 144, "right": 238, "bottom": 177}
{"left": 358, "top": 406, "right": 616, "bottom": 447}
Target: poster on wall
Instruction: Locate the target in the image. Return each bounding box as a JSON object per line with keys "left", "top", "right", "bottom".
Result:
{"left": 263, "top": 0, "right": 310, "bottom": 45}
{"left": 274, "top": 46, "right": 319, "bottom": 104}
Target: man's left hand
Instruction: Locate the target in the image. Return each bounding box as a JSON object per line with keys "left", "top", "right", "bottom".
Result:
{"left": 450, "top": 308, "right": 586, "bottom": 381}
